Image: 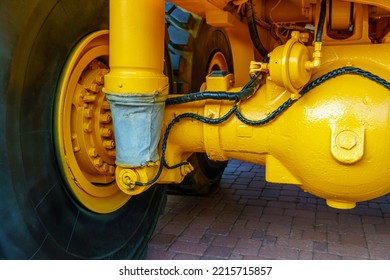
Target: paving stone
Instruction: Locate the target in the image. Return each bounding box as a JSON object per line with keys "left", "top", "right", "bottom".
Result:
{"left": 233, "top": 239, "right": 262, "bottom": 256}
{"left": 173, "top": 253, "right": 201, "bottom": 260}
{"left": 313, "top": 241, "right": 328, "bottom": 252}
{"left": 149, "top": 233, "right": 176, "bottom": 250}
{"left": 146, "top": 250, "right": 177, "bottom": 260}
{"left": 367, "top": 242, "right": 390, "bottom": 259}
{"left": 204, "top": 246, "right": 232, "bottom": 259}
{"left": 312, "top": 252, "right": 342, "bottom": 260}
{"left": 170, "top": 240, "right": 208, "bottom": 256}
{"left": 160, "top": 223, "right": 187, "bottom": 236}
{"left": 212, "top": 236, "right": 239, "bottom": 248}
{"left": 258, "top": 244, "right": 299, "bottom": 260}
{"left": 147, "top": 160, "right": 390, "bottom": 260}
{"left": 276, "top": 237, "right": 313, "bottom": 251}
{"left": 327, "top": 242, "right": 369, "bottom": 259}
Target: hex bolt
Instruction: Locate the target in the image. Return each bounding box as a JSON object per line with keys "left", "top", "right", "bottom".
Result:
{"left": 337, "top": 131, "right": 358, "bottom": 150}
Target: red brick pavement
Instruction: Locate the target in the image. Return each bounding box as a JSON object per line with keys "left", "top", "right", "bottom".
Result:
{"left": 146, "top": 160, "right": 390, "bottom": 260}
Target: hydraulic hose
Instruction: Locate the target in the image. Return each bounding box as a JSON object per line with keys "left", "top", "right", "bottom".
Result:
{"left": 165, "top": 73, "right": 262, "bottom": 106}
{"left": 246, "top": 0, "right": 268, "bottom": 58}
{"left": 316, "top": 0, "right": 327, "bottom": 42}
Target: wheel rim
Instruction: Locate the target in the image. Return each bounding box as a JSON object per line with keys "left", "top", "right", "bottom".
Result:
{"left": 55, "top": 30, "right": 130, "bottom": 214}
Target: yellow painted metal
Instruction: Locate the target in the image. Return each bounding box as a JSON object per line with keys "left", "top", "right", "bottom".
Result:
{"left": 222, "top": 19, "right": 255, "bottom": 87}
{"left": 264, "top": 0, "right": 313, "bottom": 23}
{"left": 55, "top": 31, "right": 130, "bottom": 214}
{"left": 340, "top": 0, "right": 390, "bottom": 11}
{"left": 330, "top": 1, "right": 352, "bottom": 30}
{"left": 104, "top": 0, "right": 168, "bottom": 94}
{"left": 319, "top": 2, "right": 370, "bottom": 45}
{"left": 161, "top": 41, "right": 390, "bottom": 209}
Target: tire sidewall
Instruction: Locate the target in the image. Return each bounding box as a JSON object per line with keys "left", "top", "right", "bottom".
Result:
{"left": 191, "top": 24, "right": 234, "bottom": 92}
{"left": 0, "top": 0, "right": 164, "bottom": 259}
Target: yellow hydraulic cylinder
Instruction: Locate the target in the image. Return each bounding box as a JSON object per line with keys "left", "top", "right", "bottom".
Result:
{"left": 103, "top": 0, "right": 169, "bottom": 193}
{"left": 104, "top": 0, "right": 168, "bottom": 93}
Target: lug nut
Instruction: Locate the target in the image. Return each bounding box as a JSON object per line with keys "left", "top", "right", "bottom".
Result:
{"left": 103, "top": 140, "right": 115, "bottom": 149}
{"left": 83, "top": 94, "right": 96, "bottom": 103}
{"left": 83, "top": 121, "right": 92, "bottom": 133}
{"left": 100, "top": 113, "right": 112, "bottom": 124}
{"left": 108, "top": 151, "right": 116, "bottom": 157}
{"left": 88, "top": 148, "right": 98, "bottom": 158}
{"left": 89, "top": 84, "right": 101, "bottom": 93}
{"left": 84, "top": 108, "right": 93, "bottom": 118}
{"left": 102, "top": 101, "right": 111, "bottom": 110}
{"left": 93, "top": 157, "right": 103, "bottom": 167}
{"left": 102, "top": 163, "right": 109, "bottom": 172}
{"left": 100, "top": 128, "right": 113, "bottom": 137}
{"left": 109, "top": 165, "right": 116, "bottom": 175}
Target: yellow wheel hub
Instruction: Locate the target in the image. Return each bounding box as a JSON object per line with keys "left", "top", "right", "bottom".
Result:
{"left": 55, "top": 30, "right": 130, "bottom": 213}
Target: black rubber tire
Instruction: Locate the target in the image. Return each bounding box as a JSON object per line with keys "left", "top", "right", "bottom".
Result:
{"left": 0, "top": 0, "right": 166, "bottom": 259}
{"left": 165, "top": 3, "right": 233, "bottom": 194}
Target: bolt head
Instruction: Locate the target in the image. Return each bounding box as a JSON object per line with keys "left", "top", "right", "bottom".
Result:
{"left": 337, "top": 131, "right": 357, "bottom": 150}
